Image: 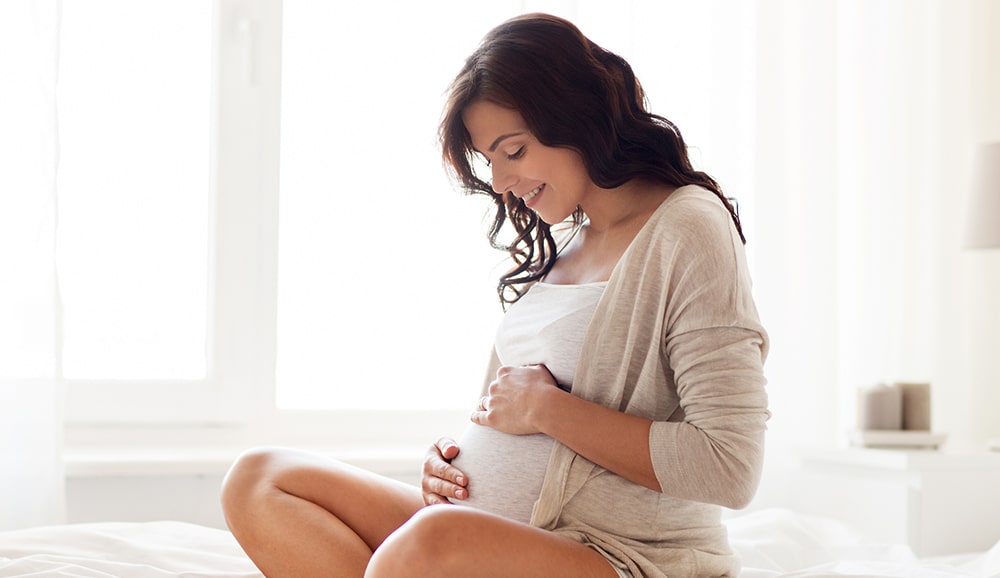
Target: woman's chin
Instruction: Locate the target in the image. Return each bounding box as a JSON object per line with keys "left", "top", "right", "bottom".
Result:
{"left": 535, "top": 207, "right": 575, "bottom": 226}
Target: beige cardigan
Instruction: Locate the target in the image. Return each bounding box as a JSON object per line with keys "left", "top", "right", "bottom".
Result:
{"left": 487, "top": 185, "right": 769, "bottom": 577}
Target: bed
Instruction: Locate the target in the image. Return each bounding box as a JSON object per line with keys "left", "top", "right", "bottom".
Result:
{"left": 1, "top": 508, "right": 998, "bottom": 577}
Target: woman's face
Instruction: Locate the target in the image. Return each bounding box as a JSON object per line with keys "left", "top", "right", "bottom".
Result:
{"left": 462, "top": 100, "right": 593, "bottom": 225}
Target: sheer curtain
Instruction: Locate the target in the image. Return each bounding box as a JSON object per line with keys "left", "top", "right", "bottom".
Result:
{"left": 0, "top": 0, "right": 65, "bottom": 531}
{"left": 745, "top": 0, "right": 1000, "bottom": 505}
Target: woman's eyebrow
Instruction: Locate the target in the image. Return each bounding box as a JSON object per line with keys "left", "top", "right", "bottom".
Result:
{"left": 488, "top": 132, "right": 526, "bottom": 152}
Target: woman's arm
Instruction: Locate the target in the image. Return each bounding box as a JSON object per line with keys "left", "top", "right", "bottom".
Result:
{"left": 472, "top": 324, "right": 767, "bottom": 507}
{"left": 471, "top": 364, "right": 660, "bottom": 492}
{"left": 536, "top": 384, "right": 661, "bottom": 492}
{"left": 649, "top": 326, "right": 768, "bottom": 509}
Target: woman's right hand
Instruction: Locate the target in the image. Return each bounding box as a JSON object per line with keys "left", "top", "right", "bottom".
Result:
{"left": 421, "top": 437, "right": 468, "bottom": 505}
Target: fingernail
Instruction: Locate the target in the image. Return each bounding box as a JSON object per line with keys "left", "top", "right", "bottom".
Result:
{"left": 456, "top": 475, "right": 466, "bottom": 486}
{"left": 455, "top": 488, "right": 467, "bottom": 500}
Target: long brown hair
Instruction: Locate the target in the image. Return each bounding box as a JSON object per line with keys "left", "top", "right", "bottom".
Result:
{"left": 440, "top": 13, "right": 743, "bottom": 306}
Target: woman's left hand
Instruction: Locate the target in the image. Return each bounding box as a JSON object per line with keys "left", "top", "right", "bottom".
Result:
{"left": 471, "top": 364, "right": 560, "bottom": 434}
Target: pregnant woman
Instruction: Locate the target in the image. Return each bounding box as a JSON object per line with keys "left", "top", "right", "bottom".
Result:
{"left": 221, "top": 12, "right": 769, "bottom": 578}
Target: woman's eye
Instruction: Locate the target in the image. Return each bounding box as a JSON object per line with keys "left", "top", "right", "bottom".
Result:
{"left": 506, "top": 146, "right": 525, "bottom": 161}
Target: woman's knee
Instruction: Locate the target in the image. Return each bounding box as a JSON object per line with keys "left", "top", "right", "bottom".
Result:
{"left": 365, "top": 505, "right": 472, "bottom": 577}
{"left": 220, "top": 446, "right": 286, "bottom": 525}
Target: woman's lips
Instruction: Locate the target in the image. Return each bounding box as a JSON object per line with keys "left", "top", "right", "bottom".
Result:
{"left": 522, "top": 183, "right": 544, "bottom": 208}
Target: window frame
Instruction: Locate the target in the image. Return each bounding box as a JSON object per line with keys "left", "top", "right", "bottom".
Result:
{"left": 65, "top": 0, "right": 280, "bottom": 431}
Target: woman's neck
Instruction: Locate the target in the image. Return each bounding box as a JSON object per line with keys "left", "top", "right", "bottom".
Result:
{"left": 543, "top": 181, "right": 676, "bottom": 285}
{"left": 579, "top": 179, "right": 675, "bottom": 235}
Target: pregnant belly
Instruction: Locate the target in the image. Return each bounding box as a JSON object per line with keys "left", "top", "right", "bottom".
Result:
{"left": 448, "top": 423, "right": 555, "bottom": 524}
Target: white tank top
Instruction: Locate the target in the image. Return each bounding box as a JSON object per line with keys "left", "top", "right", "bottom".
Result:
{"left": 449, "top": 281, "right": 606, "bottom": 523}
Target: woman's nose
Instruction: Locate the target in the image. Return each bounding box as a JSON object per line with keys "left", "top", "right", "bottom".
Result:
{"left": 491, "top": 163, "right": 514, "bottom": 195}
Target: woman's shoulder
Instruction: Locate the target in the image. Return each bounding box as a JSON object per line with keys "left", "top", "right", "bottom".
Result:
{"left": 643, "top": 185, "right": 739, "bottom": 245}
{"left": 658, "top": 184, "right": 731, "bottom": 219}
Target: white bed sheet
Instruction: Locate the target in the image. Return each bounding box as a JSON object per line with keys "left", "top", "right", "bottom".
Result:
{"left": 729, "top": 509, "right": 1000, "bottom": 578}
{"left": 0, "top": 509, "right": 998, "bottom": 577}
{"left": 0, "top": 521, "right": 260, "bottom": 578}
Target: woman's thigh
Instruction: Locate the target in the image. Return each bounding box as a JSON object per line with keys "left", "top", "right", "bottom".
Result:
{"left": 222, "top": 446, "right": 425, "bottom": 552}
{"left": 366, "top": 505, "right": 620, "bottom": 578}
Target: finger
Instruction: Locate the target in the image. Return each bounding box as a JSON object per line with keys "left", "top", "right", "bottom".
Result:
{"left": 435, "top": 437, "right": 460, "bottom": 461}
{"left": 422, "top": 492, "right": 450, "bottom": 506}
{"left": 422, "top": 483, "right": 457, "bottom": 505}
{"left": 441, "top": 479, "right": 468, "bottom": 500}
{"left": 422, "top": 475, "right": 468, "bottom": 501}
{"left": 423, "top": 481, "right": 468, "bottom": 505}
{"left": 470, "top": 409, "right": 488, "bottom": 426}
{"left": 424, "top": 451, "right": 467, "bottom": 488}
{"left": 532, "top": 364, "right": 558, "bottom": 383}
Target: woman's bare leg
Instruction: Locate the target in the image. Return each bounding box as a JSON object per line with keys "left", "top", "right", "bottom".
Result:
{"left": 366, "top": 505, "right": 620, "bottom": 578}
{"left": 221, "top": 446, "right": 424, "bottom": 578}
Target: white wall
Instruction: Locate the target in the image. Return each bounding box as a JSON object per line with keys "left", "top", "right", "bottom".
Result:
{"left": 68, "top": 475, "right": 229, "bottom": 529}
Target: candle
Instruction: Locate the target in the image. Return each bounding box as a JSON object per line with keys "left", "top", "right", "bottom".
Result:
{"left": 857, "top": 383, "right": 903, "bottom": 431}
{"left": 897, "top": 382, "right": 931, "bottom": 431}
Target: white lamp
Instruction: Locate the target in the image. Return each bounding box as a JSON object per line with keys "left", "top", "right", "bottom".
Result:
{"left": 964, "top": 141, "right": 1000, "bottom": 250}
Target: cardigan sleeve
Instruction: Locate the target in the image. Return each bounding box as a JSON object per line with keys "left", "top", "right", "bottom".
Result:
{"left": 649, "top": 326, "right": 768, "bottom": 508}
{"left": 647, "top": 192, "right": 770, "bottom": 509}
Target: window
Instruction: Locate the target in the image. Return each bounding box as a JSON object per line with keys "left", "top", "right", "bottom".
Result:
{"left": 57, "top": 0, "right": 211, "bottom": 380}
{"left": 59, "top": 0, "right": 278, "bottom": 425}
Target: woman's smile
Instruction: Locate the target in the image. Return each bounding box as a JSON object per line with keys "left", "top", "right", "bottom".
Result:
{"left": 521, "top": 183, "right": 544, "bottom": 207}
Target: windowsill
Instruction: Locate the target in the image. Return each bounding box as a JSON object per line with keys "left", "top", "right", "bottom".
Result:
{"left": 64, "top": 447, "right": 245, "bottom": 478}
{"left": 64, "top": 444, "right": 428, "bottom": 479}
{"left": 63, "top": 408, "right": 469, "bottom": 480}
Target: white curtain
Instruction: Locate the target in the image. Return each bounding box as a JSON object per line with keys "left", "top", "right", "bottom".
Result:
{"left": 579, "top": 0, "right": 999, "bottom": 485}
{"left": 0, "top": 0, "right": 65, "bottom": 531}
{"left": 744, "top": 0, "right": 1000, "bottom": 505}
